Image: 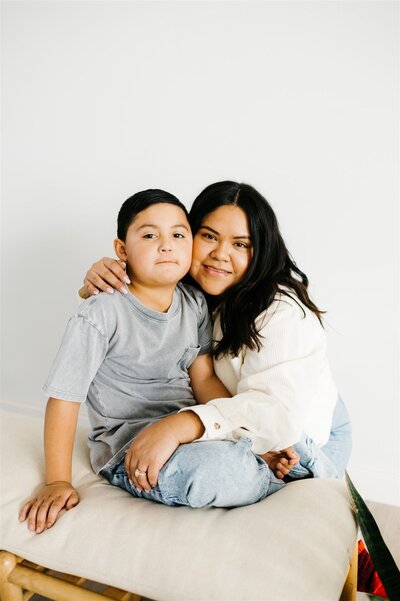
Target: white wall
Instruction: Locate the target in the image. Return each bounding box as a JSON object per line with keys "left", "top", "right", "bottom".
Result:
{"left": 1, "top": 1, "right": 398, "bottom": 505}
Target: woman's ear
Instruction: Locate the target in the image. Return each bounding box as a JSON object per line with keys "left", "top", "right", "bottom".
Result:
{"left": 114, "top": 238, "right": 128, "bottom": 261}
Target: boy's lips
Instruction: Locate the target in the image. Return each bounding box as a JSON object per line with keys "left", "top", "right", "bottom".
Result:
{"left": 203, "top": 264, "right": 232, "bottom": 276}
{"left": 156, "top": 260, "right": 178, "bottom": 264}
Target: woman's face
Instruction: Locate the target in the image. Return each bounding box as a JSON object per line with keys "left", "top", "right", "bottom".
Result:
{"left": 190, "top": 205, "right": 253, "bottom": 296}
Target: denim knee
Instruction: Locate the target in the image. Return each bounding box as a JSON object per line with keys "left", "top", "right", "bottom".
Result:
{"left": 157, "top": 438, "right": 282, "bottom": 508}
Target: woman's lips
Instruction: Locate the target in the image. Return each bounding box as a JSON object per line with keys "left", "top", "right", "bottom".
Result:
{"left": 203, "top": 265, "right": 231, "bottom": 276}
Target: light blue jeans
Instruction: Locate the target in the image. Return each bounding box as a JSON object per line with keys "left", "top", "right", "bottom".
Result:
{"left": 100, "top": 396, "right": 352, "bottom": 508}
{"left": 290, "top": 395, "right": 352, "bottom": 480}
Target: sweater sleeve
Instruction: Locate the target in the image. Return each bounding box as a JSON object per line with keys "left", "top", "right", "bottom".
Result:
{"left": 181, "top": 296, "right": 327, "bottom": 453}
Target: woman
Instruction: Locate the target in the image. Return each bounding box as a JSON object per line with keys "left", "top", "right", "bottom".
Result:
{"left": 82, "top": 181, "right": 352, "bottom": 497}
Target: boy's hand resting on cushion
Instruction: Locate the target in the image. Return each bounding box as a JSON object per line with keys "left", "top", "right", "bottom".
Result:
{"left": 19, "top": 481, "right": 79, "bottom": 535}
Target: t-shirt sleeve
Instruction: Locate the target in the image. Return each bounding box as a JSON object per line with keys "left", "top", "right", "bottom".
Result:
{"left": 43, "top": 315, "right": 108, "bottom": 403}
{"left": 196, "top": 292, "right": 212, "bottom": 356}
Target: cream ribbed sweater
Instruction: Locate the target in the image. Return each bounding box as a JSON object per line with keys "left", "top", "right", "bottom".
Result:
{"left": 182, "top": 291, "right": 338, "bottom": 453}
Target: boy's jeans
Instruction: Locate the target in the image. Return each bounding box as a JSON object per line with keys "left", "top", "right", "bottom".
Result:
{"left": 100, "top": 396, "right": 352, "bottom": 508}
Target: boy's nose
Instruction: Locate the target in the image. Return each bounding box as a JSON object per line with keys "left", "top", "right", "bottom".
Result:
{"left": 159, "top": 240, "right": 172, "bottom": 252}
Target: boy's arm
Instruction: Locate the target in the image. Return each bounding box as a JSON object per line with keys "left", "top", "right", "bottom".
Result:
{"left": 188, "top": 354, "right": 231, "bottom": 404}
{"left": 19, "top": 397, "right": 80, "bottom": 534}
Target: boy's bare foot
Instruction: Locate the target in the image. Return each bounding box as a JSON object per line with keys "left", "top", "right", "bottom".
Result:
{"left": 260, "top": 447, "right": 300, "bottom": 479}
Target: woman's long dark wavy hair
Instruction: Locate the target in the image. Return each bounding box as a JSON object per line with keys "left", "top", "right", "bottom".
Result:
{"left": 187, "top": 181, "right": 325, "bottom": 358}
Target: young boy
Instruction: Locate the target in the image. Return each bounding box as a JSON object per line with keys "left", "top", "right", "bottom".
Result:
{"left": 19, "top": 189, "right": 231, "bottom": 534}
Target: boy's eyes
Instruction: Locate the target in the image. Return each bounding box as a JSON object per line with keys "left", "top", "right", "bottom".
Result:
{"left": 142, "top": 232, "right": 186, "bottom": 239}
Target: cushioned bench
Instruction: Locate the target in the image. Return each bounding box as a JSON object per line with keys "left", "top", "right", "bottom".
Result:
{"left": 0, "top": 411, "right": 357, "bottom": 601}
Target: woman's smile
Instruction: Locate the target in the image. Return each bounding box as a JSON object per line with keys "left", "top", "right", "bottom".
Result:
{"left": 202, "top": 264, "right": 232, "bottom": 276}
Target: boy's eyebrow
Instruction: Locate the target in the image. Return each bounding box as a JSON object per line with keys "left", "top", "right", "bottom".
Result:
{"left": 199, "top": 224, "right": 251, "bottom": 240}
{"left": 136, "top": 223, "right": 191, "bottom": 232}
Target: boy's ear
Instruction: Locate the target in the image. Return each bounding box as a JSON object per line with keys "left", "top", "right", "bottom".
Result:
{"left": 114, "top": 238, "right": 128, "bottom": 261}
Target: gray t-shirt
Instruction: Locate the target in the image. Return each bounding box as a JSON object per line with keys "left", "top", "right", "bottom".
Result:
{"left": 43, "top": 283, "right": 212, "bottom": 473}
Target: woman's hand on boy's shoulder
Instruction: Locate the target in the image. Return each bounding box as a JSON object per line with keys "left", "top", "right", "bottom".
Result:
{"left": 18, "top": 481, "right": 79, "bottom": 535}
{"left": 83, "top": 257, "right": 130, "bottom": 297}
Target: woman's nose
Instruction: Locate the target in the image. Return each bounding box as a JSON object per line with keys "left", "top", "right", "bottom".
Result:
{"left": 210, "top": 242, "right": 230, "bottom": 261}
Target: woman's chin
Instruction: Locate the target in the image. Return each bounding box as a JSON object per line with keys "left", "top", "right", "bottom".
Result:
{"left": 194, "top": 276, "right": 229, "bottom": 296}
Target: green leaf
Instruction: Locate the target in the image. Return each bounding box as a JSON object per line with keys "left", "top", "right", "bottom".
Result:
{"left": 345, "top": 471, "right": 400, "bottom": 601}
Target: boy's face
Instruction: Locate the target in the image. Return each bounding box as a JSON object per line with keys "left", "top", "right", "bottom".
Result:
{"left": 115, "top": 203, "right": 193, "bottom": 287}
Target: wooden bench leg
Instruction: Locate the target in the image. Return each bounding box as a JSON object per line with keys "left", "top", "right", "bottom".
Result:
{"left": 0, "top": 552, "right": 24, "bottom": 601}
{"left": 340, "top": 540, "right": 358, "bottom": 601}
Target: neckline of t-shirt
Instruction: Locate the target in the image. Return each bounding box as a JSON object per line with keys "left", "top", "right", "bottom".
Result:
{"left": 122, "top": 286, "right": 180, "bottom": 321}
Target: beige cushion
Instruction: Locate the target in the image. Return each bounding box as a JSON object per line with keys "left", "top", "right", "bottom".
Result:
{"left": 0, "top": 410, "right": 357, "bottom": 601}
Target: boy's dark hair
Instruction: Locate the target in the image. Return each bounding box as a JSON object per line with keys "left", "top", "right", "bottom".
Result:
{"left": 117, "top": 189, "right": 189, "bottom": 241}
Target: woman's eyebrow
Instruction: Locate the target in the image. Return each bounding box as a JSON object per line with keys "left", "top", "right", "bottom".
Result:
{"left": 200, "top": 225, "right": 251, "bottom": 239}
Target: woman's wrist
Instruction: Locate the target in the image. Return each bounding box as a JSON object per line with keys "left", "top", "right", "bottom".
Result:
{"left": 167, "top": 411, "right": 205, "bottom": 444}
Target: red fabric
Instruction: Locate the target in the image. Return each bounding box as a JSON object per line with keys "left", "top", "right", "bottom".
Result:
{"left": 357, "top": 539, "right": 388, "bottom": 599}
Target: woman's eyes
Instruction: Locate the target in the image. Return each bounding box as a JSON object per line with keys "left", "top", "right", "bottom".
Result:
{"left": 201, "top": 233, "right": 248, "bottom": 248}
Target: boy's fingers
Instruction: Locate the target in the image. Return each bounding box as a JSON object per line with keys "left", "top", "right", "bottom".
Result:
{"left": 277, "top": 462, "right": 289, "bottom": 475}
{"left": 36, "top": 501, "right": 52, "bottom": 533}
{"left": 27, "top": 499, "right": 43, "bottom": 532}
{"left": 285, "top": 448, "right": 298, "bottom": 459}
{"left": 66, "top": 491, "right": 79, "bottom": 510}
{"left": 19, "top": 499, "right": 34, "bottom": 521}
{"left": 46, "top": 497, "right": 67, "bottom": 526}
{"left": 46, "top": 502, "right": 60, "bottom": 527}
